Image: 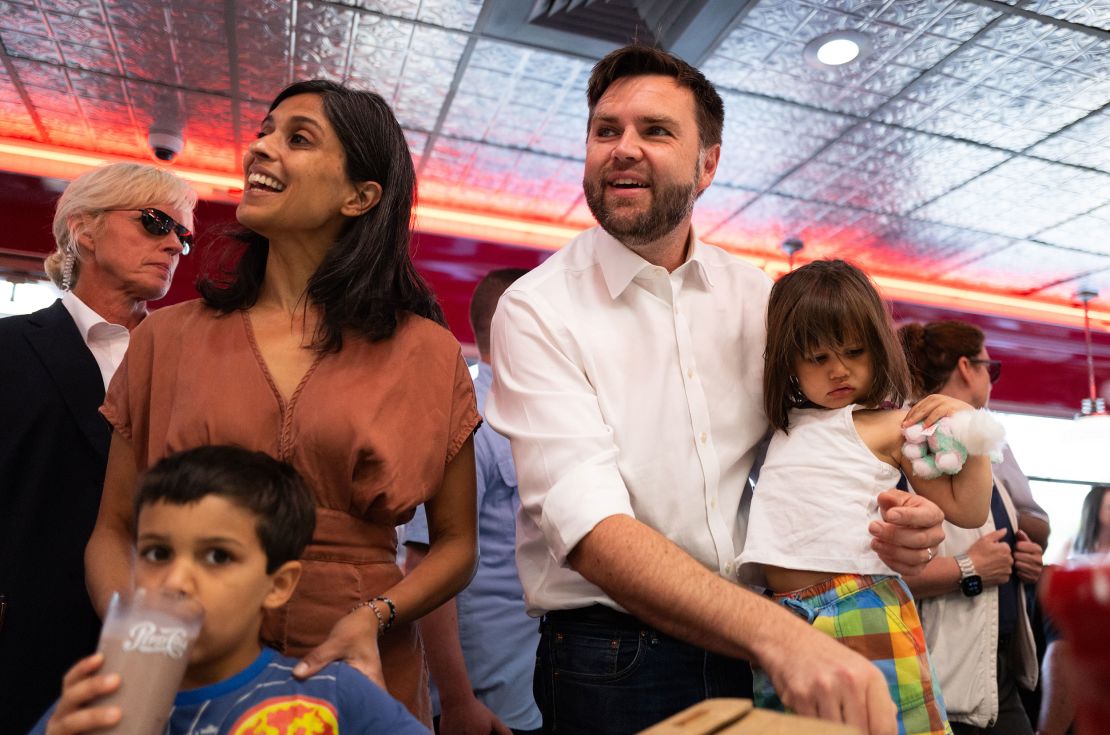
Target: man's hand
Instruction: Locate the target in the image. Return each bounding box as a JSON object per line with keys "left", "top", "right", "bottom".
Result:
{"left": 439, "top": 695, "right": 513, "bottom": 735}
{"left": 759, "top": 621, "right": 897, "bottom": 735}
{"left": 44, "top": 653, "right": 122, "bottom": 735}
{"left": 1013, "top": 529, "right": 1044, "bottom": 585}
{"left": 869, "top": 490, "right": 945, "bottom": 575}
{"left": 966, "top": 528, "right": 1014, "bottom": 587}
{"left": 295, "top": 606, "right": 385, "bottom": 687}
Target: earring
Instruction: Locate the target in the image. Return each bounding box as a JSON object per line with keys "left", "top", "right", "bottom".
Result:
{"left": 789, "top": 375, "right": 807, "bottom": 406}
{"left": 60, "top": 249, "right": 75, "bottom": 291}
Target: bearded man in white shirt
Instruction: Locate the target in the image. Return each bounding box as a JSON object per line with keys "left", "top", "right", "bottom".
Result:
{"left": 486, "top": 45, "right": 946, "bottom": 735}
{"left": 0, "top": 163, "right": 196, "bottom": 735}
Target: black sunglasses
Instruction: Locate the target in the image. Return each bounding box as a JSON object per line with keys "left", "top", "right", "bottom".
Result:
{"left": 105, "top": 208, "right": 194, "bottom": 255}
{"left": 968, "top": 358, "right": 1002, "bottom": 384}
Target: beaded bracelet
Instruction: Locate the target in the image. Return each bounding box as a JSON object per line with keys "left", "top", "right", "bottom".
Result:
{"left": 350, "top": 596, "right": 397, "bottom": 634}
{"left": 372, "top": 595, "right": 397, "bottom": 632}
{"left": 351, "top": 599, "right": 387, "bottom": 633}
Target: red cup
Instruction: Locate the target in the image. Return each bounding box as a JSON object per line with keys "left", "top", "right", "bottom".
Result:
{"left": 1039, "top": 556, "right": 1110, "bottom": 735}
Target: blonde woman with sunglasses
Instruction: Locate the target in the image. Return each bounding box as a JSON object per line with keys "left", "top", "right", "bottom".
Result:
{"left": 0, "top": 162, "right": 196, "bottom": 734}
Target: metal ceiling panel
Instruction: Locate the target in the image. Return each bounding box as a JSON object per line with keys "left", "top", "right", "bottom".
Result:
{"left": 773, "top": 123, "right": 1009, "bottom": 215}
{"left": 1038, "top": 204, "right": 1110, "bottom": 257}
{"left": 997, "top": 0, "right": 1110, "bottom": 32}
{"left": 1, "top": 0, "right": 1110, "bottom": 314}
{"left": 915, "top": 157, "right": 1110, "bottom": 240}
{"left": 936, "top": 239, "right": 1110, "bottom": 293}
{"left": 1030, "top": 108, "right": 1110, "bottom": 173}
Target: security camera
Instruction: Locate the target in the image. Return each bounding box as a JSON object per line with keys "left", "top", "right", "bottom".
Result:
{"left": 148, "top": 125, "right": 184, "bottom": 163}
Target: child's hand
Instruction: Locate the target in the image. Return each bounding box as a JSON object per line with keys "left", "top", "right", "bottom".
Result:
{"left": 903, "top": 393, "right": 973, "bottom": 429}
{"left": 44, "top": 653, "right": 122, "bottom": 735}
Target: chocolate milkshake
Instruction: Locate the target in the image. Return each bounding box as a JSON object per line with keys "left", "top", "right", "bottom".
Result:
{"left": 94, "top": 589, "right": 203, "bottom": 735}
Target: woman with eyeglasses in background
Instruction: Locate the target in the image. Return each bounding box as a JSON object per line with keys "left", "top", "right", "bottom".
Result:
{"left": 0, "top": 162, "right": 196, "bottom": 734}
{"left": 85, "top": 81, "right": 479, "bottom": 725}
{"left": 898, "top": 320, "right": 1045, "bottom": 735}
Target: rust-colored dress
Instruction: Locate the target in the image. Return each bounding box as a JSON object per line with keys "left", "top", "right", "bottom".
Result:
{"left": 102, "top": 300, "right": 479, "bottom": 724}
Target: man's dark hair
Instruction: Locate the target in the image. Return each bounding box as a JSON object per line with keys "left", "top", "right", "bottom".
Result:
{"left": 198, "top": 79, "right": 444, "bottom": 351}
{"left": 470, "top": 268, "right": 529, "bottom": 357}
{"left": 587, "top": 44, "right": 725, "bottom": 148}
{"left": 135, "top": 446, "right": 316, "bottom": 573}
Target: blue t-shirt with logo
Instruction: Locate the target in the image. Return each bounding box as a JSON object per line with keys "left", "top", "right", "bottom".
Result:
{"left": 29, "top": 647, "right": 428, "bottom": 735}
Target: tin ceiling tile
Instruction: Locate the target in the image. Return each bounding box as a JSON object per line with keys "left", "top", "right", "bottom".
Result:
{"left": 1030, "top": 109, "right": 1110, "bottom": 172}
{"left": 1035, "top": 267, "right": 1110, "bottom": 304}
{"left": 104, "top": 1, "right": 161, "bottom": 29}
{"left": 44, "top": 12, "right": 112, "bottom": 48}
{"left": 359, "top": 0, "right": 420, "bottom": 18}
{"left": 296, "top": 0, "right": 355, "bottom": 38}
{"left": 8, "top": 58, "right": 67, "bottom": 91}
{"left": 350, "top": 13, "right": 416, "bottom": 55}
{"left": 878, "top": 217, "right": 1015, "bottom": 265}
{"left": 2, "top": 30, "right": 62, "bottom": 64}
{"left": 917, "top": 158, "right": 1110, "bottom": 239}
{"left": 888, "top": 1, "right": 1000, "bottom": 43}
{"left": 293, "top": 30, "right": 350, "bottom": 79}
{"left": 410, "top": 23, "right": 468, "bottom": 61}
{"left": 22, "top": 84, "right": 80, "bottom": 115}
{"left": 1039, "top": 205, "right": 1110, "bottom": 256}
{"left": 177, "top": 38, "right": 230, "bottom": 91}
{"left": 56, "top": 42, "right": 119, "bottom": 76}
{"left": 403, "top": 128, "right": 427, "bottom": 157}
{"left": 775, "top": 126, "right": 1010, "bottom": 215}
{"left": 468, "top": 38, "right": 529, "bottom": 72}
{"left": 943, "top": 240, "right": 1110, "bottom": 293}
{"left": 693, "top": 185, "right": 758, "bottom": 235}
{"left": 46, "top": 0, "right": 105, "bottom": 18}
{"left": 415, "top": 0, "right": 482, "bottom": 32}
{"left": 0, "top": 2, "right": 48, "bottom": 35}
{"left": 714, "top": 91, "right": 854, "bottom": 190}
{"left": 237, "top": 0, "right": 291, "bottom": 26}
{"left": 68, "top": 71, "right": 128, "bottom": 105}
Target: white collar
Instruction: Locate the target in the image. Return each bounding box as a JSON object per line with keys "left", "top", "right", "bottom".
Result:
{"left": 595, "top": 226, "right": 715, "bottom": 301}
{"left": 61, "top": 290, "right": 126, "bottom": 339}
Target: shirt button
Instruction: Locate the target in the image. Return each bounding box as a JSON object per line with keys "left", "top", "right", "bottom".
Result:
{"left": 687, "top": 367, "right": 694, "bottom": 379}
{"left": 724, "top": 562, "right": 733, "bottom": 575}
{"left": 700, "top": 432, "right": 707, "bottom": 443}
{"left": 710, "top": 498, "right": 717, "bottom": 509}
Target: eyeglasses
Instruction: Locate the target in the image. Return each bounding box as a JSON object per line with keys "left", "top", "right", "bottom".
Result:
{"left": 968, "top": 358, "right": 1002, "bottom": 384}
{"left": 105, "top": 208, "right": 194, "bottom": 255}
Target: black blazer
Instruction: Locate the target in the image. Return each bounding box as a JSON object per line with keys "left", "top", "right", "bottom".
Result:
{"left": 0, "top": 299, "right": 111, "bottom": 732}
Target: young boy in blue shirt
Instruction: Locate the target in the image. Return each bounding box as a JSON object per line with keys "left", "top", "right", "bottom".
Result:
{"left": 31, "top": 445, "right": 427, "bottom": 735}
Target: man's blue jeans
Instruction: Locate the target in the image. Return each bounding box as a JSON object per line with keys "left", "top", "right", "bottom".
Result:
{"left": 535, "top": 605, "right": 752, "bottom": 734}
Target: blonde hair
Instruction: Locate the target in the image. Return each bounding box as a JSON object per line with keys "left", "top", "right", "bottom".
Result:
{"left": 46, "top": 163, "right": 197, "bottom": 289}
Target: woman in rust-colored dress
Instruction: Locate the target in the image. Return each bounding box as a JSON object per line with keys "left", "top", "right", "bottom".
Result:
{"left": 86, "top": 80, "right": 479, "bottom": 724}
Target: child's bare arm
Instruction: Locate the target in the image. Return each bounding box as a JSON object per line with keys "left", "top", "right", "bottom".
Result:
{"left": 900, "top": 395, "right": 993, "bottom": 529}
{"left": 43, "top": 653, "right": 122, "bottom": 735}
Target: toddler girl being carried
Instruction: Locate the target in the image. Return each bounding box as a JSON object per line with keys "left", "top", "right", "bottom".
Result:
{"left": 738, "top": 259, "right": 998, "bottom": 735}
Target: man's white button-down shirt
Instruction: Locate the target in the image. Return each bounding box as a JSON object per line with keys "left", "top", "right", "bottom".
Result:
{"left": 486, "top": 227, "right": 772, "bottom": 616}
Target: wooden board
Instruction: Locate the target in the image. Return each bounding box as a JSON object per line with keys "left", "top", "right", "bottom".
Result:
{"left": 639, "top": 698, "right": 862, "bottom": 734}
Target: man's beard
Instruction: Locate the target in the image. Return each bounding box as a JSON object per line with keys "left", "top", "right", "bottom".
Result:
{"left": 583, "top": 166, "right": 700, "bottom": 249}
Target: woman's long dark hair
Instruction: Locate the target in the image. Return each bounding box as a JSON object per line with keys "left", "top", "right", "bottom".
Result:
{"left": 1074, "top": 485, "right": 1109, "bottom": 555}
{"left": 198, "top": 79, "right": 444, "bottom": 350}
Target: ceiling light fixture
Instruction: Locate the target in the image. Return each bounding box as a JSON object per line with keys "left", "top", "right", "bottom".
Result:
{"left": 1076, "top": 287, "right": 1108, "bottom": 420}
{"left": 803, "top": 30, "right": 873, "bottom": 69}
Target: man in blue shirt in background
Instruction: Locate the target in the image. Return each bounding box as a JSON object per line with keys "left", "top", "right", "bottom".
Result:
{"left": 405, "top": 268, "right": 539, "bottom": 735}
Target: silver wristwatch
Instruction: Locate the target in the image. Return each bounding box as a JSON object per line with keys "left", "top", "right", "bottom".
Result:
{"left": 955, "top": 553, "right": 983, "bottom": 597}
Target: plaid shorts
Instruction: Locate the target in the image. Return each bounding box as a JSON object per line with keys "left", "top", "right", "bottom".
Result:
{"left": 752, "top": 573, "right": 952, "bottom": 735}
